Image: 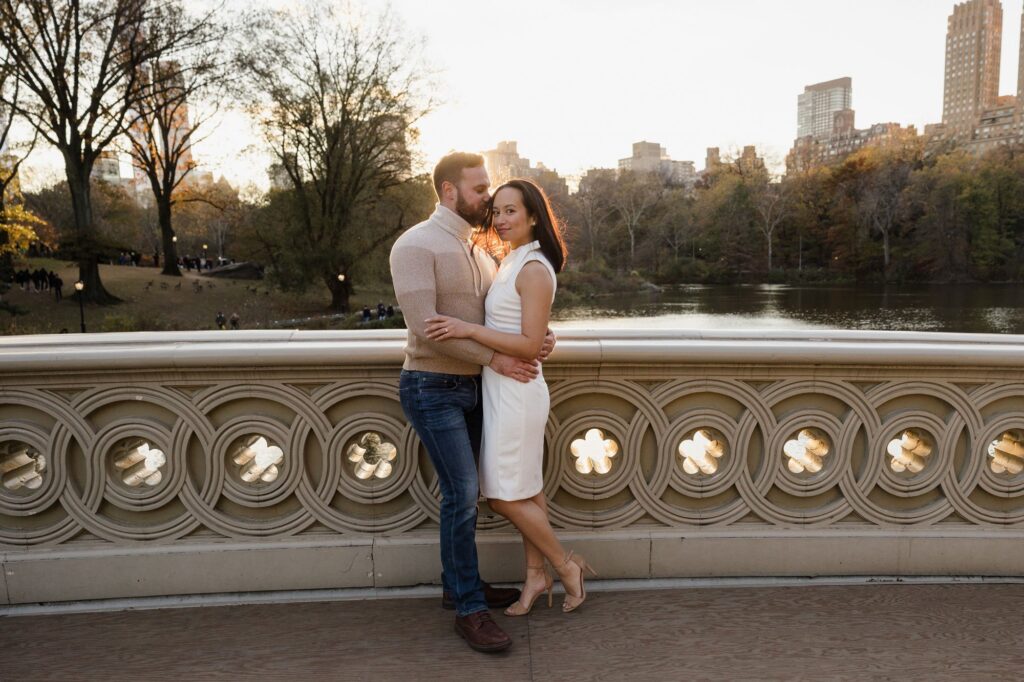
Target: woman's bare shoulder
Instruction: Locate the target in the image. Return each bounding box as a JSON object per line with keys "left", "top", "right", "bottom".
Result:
{"left": 516, "top": 260, "right": 555, "bottom": 293}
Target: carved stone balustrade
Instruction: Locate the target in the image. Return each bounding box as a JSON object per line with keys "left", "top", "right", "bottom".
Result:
{"left": 1, "top": 329, "right": 1023, "bottom": 604}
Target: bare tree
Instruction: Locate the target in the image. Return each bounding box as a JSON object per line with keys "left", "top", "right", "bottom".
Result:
{"left": 612, "top": 170, "right": 662, "bottom": 266}
{"left": 238, "top": 2, "right": 432, "bottom": 311}
{"left": 656, "top": 188, "right": 697, "bottom": 263}
{"left": 0, "top": 62, "right": 38, "bottom": 226}
{"left": 0, "top": 0, "right": 211, "bottom": 303}
{"left": 858, "top": 158, "right": 912, "bottom": 270}
{"left": 1, "top": 66, "right": 38, "bottom": 315}
{"left": 747, "top": 169, "right": 789, "bottom": 271}
{"left": 571, "top": 173, "right": 616, "bottom": 263}
{"left": 125, "top": 3, "right": 226, "bottom": 277}
{"left": 0, "top": 76, "right": 17, "bottom": 215}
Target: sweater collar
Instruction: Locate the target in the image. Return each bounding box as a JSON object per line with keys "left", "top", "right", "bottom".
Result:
{"left": 432, "top": 204, "right": 475, "bottom": 241}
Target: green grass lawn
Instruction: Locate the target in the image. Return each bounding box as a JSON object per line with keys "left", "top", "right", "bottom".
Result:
{"left": 2, "top": 258, "right": 403, "bottom": 335}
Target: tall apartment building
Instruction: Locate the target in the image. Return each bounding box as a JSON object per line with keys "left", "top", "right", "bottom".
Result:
{"left": 577, "top": 168, "right": 617, "bottom": 194}
{"left": 787, "top": 76, "right": 922, "bottom": 174}
{"left": 941, "top": 0, "right": 1003, "bottom": 136}
{"left": 618, "top": 141, "right": 666, "bottom": 173}
{"left": 787, "top": 122, "right": 919, "bottom": 174}
{"left": 704, "top": 147, "right": 721, "bottom": 173}
{"left": 92, "top": 151, "right": 126, "bottom": 186}
{"left": 1019, "top": 5, "right": 1024, "bottom": 101}
{"left": 160, "top": 61, "right": 195, "bottom": 181}
{"left": 127, "top": 59, "right": 200, "bottom": 207}
{"left": 927, "top": 0, "right": 1024, "bottom": 155}
{"left": 797, "top": 77, "right": 853, "bottom": 139}
{"left": 483, "top": 141, "right": 533, "bottom": 185}
{"left": 482, "top": 141, "right": 569, "bottom": 197}
{"left": 737, "top": 145, "right": 766, "bottom": 175}
{"left": 618, "top": 141, "right": 697, "bottom": 189}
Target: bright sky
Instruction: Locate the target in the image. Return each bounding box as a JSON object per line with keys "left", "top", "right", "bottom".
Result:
{"left": 14, "top": 0, "right": 1024, "bottom": 191}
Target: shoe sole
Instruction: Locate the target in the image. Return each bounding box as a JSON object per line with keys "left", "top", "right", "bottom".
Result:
{"left": 453, "top": 623, "right": 513, "bottom": 653}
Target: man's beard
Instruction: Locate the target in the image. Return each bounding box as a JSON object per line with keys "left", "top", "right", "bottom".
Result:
{"left": 455, "top": 191, "right": 489, "bottom": 228}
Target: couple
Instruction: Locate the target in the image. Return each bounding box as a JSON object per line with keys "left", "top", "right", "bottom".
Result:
{"left": 390, "top": 152, "right": 595, "bottom": 653}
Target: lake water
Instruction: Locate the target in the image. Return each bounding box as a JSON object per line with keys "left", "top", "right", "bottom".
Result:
{"left": 552, "top": 284, "right": 1024, "bottom": 334}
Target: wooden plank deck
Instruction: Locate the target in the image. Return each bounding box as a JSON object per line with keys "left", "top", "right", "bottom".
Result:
{"left": 3, "top": 584, "right": 1024, "bottom": 681}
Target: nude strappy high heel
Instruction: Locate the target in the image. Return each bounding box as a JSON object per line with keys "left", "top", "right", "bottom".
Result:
{"left": 558, "top": 550, "right": 597, "bottom": 613}
{"left": 504, "top": 564, "right": 554, "bottom": 617}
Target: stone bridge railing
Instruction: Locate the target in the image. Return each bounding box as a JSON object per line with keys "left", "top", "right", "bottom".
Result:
{"left": 2, "top": 329, "right": 1024, "bottom": 604}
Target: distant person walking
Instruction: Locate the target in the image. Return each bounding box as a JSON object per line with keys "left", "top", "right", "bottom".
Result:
{"left": 215, "top": 311, "right": 227, "bottom": 330}
{"left": 229, "top": 312, "right": 240, "bottom": 330}
{"left": 53, "top": 275, "right": 63, "bottom": 302}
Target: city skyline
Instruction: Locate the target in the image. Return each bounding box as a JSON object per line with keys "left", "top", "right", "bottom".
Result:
{"left": 10, "top": 0, "right": 1024, "bottom": 191}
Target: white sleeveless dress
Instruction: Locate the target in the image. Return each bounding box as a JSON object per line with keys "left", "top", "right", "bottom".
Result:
{"left": 479, "top": 241, "right": 557, "bottom": 501}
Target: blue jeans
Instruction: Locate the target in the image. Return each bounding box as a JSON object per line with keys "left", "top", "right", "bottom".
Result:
{"left": 399, "top": 369, "right": 487, "bottom": 616}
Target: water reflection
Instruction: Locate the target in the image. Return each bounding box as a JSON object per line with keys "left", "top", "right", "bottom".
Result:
{"left": 553, "top": 284, "right": 1024, "bottom": 333}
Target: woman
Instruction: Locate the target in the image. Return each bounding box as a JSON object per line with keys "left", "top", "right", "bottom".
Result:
{"left": 425, "top": 179, "right": 596, "bottom": 616}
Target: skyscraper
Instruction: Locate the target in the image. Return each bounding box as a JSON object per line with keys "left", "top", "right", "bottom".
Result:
{"left": 796, "top": 77, "right": 852, "bottom": 139}
{"left": 941, "top": 0, "right": 1002, "bottom": 136}
{"left": 1018, "top": 4, "right": 1024, "bottom": 104}
{"left": 483, "top": 141, "right": 533, "bottom": 185}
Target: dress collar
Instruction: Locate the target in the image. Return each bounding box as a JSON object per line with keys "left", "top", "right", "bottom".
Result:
{"left": 508, "top": 240, "right": 541, "bottom": 256}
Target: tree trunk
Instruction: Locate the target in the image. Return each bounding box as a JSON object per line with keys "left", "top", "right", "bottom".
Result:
{"left": 326, "top": 273, "right": 351, "bottom": 312}
{"left": 883, "top": 231, "right": 891, "bottom": 270}
{"left": 66, "top": 163, "right": 120, "bottom": 304}
{"left": 767, "top": 235, "right": 773, "bottom": 271}
{"left": 158, "top": 198, "right": 182, "bottom": 276}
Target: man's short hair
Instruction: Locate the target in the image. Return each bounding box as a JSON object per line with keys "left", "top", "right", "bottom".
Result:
{"left": 433, "top": 152, "right": 485, "bottom": 199}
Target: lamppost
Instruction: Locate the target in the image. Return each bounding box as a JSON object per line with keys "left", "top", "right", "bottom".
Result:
{"left": 74, "top": 281, "right": 86, "bottom": 333}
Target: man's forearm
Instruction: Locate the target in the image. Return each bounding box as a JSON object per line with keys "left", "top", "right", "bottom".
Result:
{"left": 394, "top": 289, "right": 494, "bottom": 365}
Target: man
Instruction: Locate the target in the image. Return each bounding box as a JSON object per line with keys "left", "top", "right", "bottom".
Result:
{"left": 390, "top": 152, "right": 553, "bottom": 653}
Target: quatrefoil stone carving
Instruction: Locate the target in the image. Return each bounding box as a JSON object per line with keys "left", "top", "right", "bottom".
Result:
{"left": 570, "top": 428, "right": 619, "bottom": 475}
{"left": 346, "top": 432, "right": 397, "bottom": 480}
{"left": 1, "top": 442, "right": 46, "bottom": 492}
{"left": 232, "top": 436, "right": 285, "bottom": 484}
{"left": 113, "top": 440, "right": 166, "bottom": 487}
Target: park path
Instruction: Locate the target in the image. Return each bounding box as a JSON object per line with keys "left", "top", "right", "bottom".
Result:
{"left": 3, "top": 583, "right": 1024, "bottom": 680}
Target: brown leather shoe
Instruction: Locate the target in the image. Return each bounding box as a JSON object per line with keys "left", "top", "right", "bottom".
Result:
{"left": 442, "top": 581, "right": 520, "bottom": 610}
{"left": 454, "top": 611, "right": 512, "bottom": 653}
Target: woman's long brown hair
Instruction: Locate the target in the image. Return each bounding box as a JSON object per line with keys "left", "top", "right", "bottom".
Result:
{"left": 473, "top": 178, "right": 568, "bottom": 273}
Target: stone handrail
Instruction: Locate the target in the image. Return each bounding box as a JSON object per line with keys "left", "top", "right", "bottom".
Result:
{"left": 2, "top": 329, "right": 1024, "bottom": 604}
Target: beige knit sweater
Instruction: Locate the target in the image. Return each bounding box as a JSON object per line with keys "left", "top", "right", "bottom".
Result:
{"left": 390, "top": 205, "right": 497, "bottom": 374}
